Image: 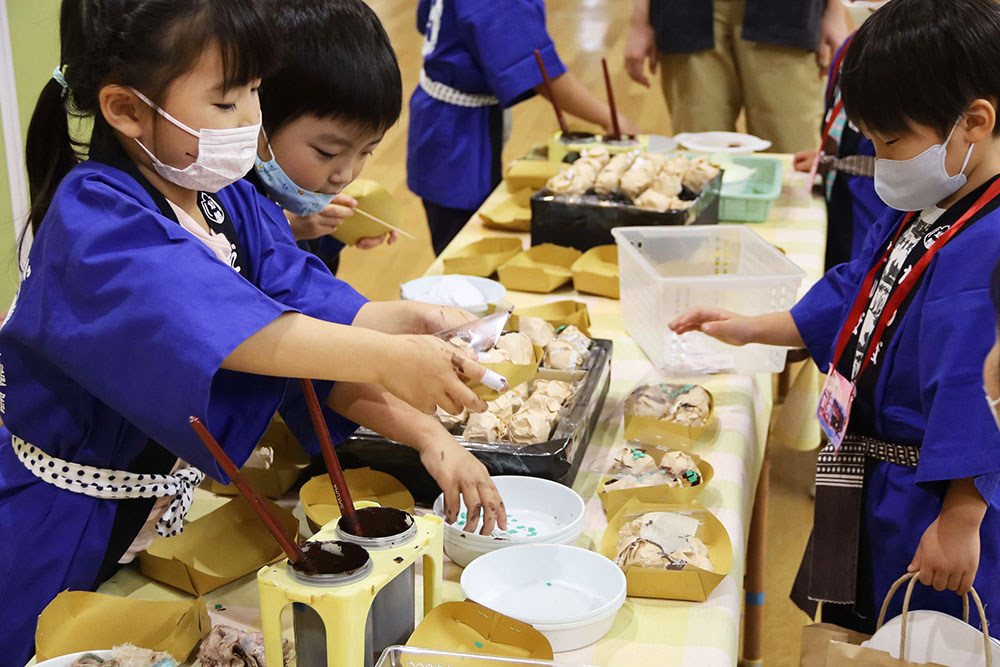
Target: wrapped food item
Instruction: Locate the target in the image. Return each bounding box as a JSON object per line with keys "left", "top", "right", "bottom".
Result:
{"left": 508, "top": 408, "right": 556, "bottom": 445}
{"left": 545, "top": 339, "right": 583, "bottom": 370}
{"left": 663, "top": 155, "right": 691, "bottom": 176}
{"left": 198, "top": 625, "right": 289, "bottom": 667}
{"left": 478, "top": 348, "right": 513, "bottom": 364}
{"left": 682, "top": 157, "right": 721, "bottom": 193}
{"left": 644, "top": 152, "right": 669, "bottom": 171}
{"left": 495, "top": 331, "right": 535, "bottom": 364}
{"left": 436, "top": 406, "right": 469, "bottom": 428}
{"left": 633, "top": 189, "right": 671, "bottom": 212}
{"left": 650, "top": 171, "right": 683, "bottom": 197}
{"left": 612, "top": 446, "right": 660, "bottom": 474}
{"left": 545, "top": 170, "right": 576, "bottom": 195}
{"left": 594, "top": 152, "right": 634, "bottom": 195}
{"left": 518, "top": 316, "right": 557, "bottom": 347}
{"left": 575, "top": 146, "right": 611, "bottom": 171}
{"left": 556, "top": 325, "right": 591, "bottom": 355}
{"left": 448, "top": 336, "right": 476, "bottom": 358}
{"left": 464, "top": 411, "right": 506, "bottom": 443}
{"left": 614, "top": 511, "right": 714, "bottom": 572}
{"left": 242, "top": 445, "right": 274, "bottom": 470}
{"left": 511, "top": 382, "right": 532, "bottom": 403}
{"left": 523, "top": 391, "right": 564, "bottom": 414}
{"left": 546, "top": 164, "right": 596, "bottom": 196}
{"left": 666, "top": 386, "right": 712, "bottom": 426}
{"left": 531, "top": 379, "right": 575, "bottom": 403}
{"left": 70, "top": 644, "right": 179, "bottom": 667}
{"left": 667, "top": 196, "right": 695, "bottom": 210}
{"left": 626, "top": 384, "right": 712, "bottom": 427}
{"left": 660, "top": 450, "right": 703, "bottom": 484}
{"left": 620, "top": 155, "right": 659, "bottom": 199}
{"left": 487, "top": 391, "right": 522, "bottom": 421}
{"left": 602, "top": 447, "right": 702, "bottom": 492}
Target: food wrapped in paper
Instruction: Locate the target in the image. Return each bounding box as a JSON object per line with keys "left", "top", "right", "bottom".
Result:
{"left": 612, "top": 446, "right": 660, "bottom": 474}
{"left": 626, "top": 384, "right": 712, "bottom": 427}
{"left": 556, "top": 325, "right": 591, "bottom": 355}
{"left": 614, "top": 511, "right": 714, "bottom": 572}
{"left": 478, "top": 348, "right": 514, "bottom": 364}
{"left": 487, "top": 392, "right": 522, "bottom": 421}
{"left": 651, "top": 171, "right": 683, "bottom": 197}
{"left": 518, "top": 316, "right": 557, "bottom": 347}
{"left": 463, "top": 411, "right": 507, "bottom": 443}
{"left": 436, "top": 406, "right": 469, "bottom": 428}
{"left": 667, "top": 196, "right": 695, "bottom": 210}
{"left": 602, "top": 448, "right": 702, "bottom": 491}
{"left": 508, "top": 408, "right": 556, "bottom": 445}
{"left": 620, "top": 155, "right": 659, "bottom": 199}
{"left": 531, "top": 379, "right": 575, "bottom": 403}
{"left": 575, "top": 147, "right": 611, "bottom": 171}
{"left": 545, "top": 170, "right": 576, "bottom": 195}
{"left": 495, "top": 331, "right": 535, "bottom": 364}
{"left": 682, "top": 157, "right": 721, "bottom": 193}
{"left": 633, "top": 189, "right": 671, "bottom": 212}
{"left": 545, "top": 339, "right": 583, "bottom": 370}
{"left": 522, "top": 391, "right": 565, "bottom": 414}
{"left": 663, "top": 155, "right": 691, "bottom": 176}
{"left": 593, "top": 152, "right": 634, "bottom": 195}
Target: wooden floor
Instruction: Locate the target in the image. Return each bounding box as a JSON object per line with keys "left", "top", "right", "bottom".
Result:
{"left": 347, "top": 2, "right": 816, "bottom": 664}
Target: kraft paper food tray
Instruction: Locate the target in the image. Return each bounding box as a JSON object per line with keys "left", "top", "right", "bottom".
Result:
{"left": 600, "top": 499, "right": 732, "bottom": 602}
{"left": 300, "top": 466, "right": 415, "bottom": 533}
{"left": 443, "top": 237, "right": 524, "bottom": 277}
{"left": 35, "top": 591, "right": 210, "bottom": 662}
{"left": 571, "top": 245, "right": 620, "bottom": 299}
{"left": 597, "top": 450, "right": 714, "bottom": 516}
{"left": 624, "top": 386, "right": 716, "bottom": 448}
{"left": 497, "top": 244, "right": 583, "bottom": 293}
{"left": 138, "top": 496, "right": 299, "bottom": 596}
{"left": 210, "top": 415, "right": 309, "bottom": 499}
{"left": 504, "top": 159, "right": 565, "bottom": 191}
{"left": 333, "top": 178, "right": 406, "bottom": 245}
{"left": 407, "top": 601, "right": 553, "bottom": 661}
{"left": 506, "top": 300, "right": 592, "bottom": 336}
{"left": 480, "top": 186, "right": 532, "bottom": 232}
{"left": 470, "top": 344, "right": 545, "bottom": 401}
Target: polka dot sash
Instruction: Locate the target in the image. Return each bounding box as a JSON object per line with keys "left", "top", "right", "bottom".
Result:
{"left": 12, "top": 435, "right": 204, "bottom": 537}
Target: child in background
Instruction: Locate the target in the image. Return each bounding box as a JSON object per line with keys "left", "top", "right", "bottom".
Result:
{"left": 408, "top": 0, "right": 641, "bottom": 255}
{"left": 252, "top": 0, "right": 402, "bottom": 276}
{"left": 794, "top": 31, "right": 887, "bottom": 269}
{"left": 672, "top": 0, "right": 1000, "bottom": 633}
{"left": 0, "top": 1, "right": 502, "bottom": 661}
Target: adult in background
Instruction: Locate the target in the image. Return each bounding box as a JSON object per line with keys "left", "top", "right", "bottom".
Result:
{"left": 625, "top": 0, "right": 850, "bottom": 154}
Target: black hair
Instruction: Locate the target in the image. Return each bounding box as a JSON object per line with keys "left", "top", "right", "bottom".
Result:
{"left": 839, "top": 0, "right": 1000, "bottom": 140}
{"left": 24, "top": 0, "right": 278, "bottom": 233}
{"left": 259, "top": 0, "right": 402, "bottom": 137}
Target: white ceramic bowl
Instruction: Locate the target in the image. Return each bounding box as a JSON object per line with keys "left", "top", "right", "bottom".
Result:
{"left": 461, "top": 544, "right": 626, "bottom": 652}
{"left": 434, "top": 476, "right": 585, "bottom": 564}
{"left": 400, "top": 275, "right": 506, "bottom": 317}
{"left": 37, "top": 650, "right": 114, "bottom": 666}
{"left": 674, "top": 131, "right": 772, "bottom": 154}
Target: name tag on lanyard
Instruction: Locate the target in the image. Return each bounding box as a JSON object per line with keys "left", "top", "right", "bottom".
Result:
{"left": 817, "top": 179, "right": 1000, "bottom": 450}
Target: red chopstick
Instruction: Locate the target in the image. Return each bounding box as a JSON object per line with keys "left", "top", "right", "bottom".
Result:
{"left": 299, "top": 378, "right": 363, "bottom": 536}
{"left": 534, "top": 49, "right": 569, "bottom": 134}
{"left": 189, "top": 416, "right": 306, "bottom": 565}
{"left": 601, "top": 57, "right": 621, "bottom": 140}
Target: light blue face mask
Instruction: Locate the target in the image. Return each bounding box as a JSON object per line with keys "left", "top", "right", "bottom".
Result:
{"left": 254, "top": 135, "right": 335, "bottom": 216}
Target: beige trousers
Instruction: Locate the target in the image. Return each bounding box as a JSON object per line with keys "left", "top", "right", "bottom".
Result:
{"left": 659, "top": 0, "right": 824, "bottom": 154}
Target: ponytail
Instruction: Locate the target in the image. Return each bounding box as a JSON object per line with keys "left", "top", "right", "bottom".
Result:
{"left": 24, "top": 78, "right": 78, "bottom": 233}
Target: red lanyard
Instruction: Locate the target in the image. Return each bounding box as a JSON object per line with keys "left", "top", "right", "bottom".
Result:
{"left": 832, "top": 178, "right": 1000, "bottom": 381}
{"left": 820, "top": 99, "right": 845, "bottom": 152}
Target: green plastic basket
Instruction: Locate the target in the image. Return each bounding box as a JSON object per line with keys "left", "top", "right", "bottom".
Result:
{"left": 718, "top": 155, "right": 783, "bottom": 223}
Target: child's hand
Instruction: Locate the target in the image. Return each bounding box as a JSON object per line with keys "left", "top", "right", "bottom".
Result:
{"left": 380, "top": 335, "right": 490, "bottom": 415}
{"left": 412, "top": 304, "right": 478, "bottom": 336}
{"left": 794, "top": 150, "right": 819, "bottom": 173}
{"left": 419, "top": 436, "right": 507, "bottom": 535}
{"left": 354, "top": 231, "right": 399, "bottom": 250}
{"left": 909, "top": 515, "right": 981, "bottom": 595}
{"left": 669, "top": 308, "right": 757, "bottom": 346}
{"left": 607, "top": 112, "right": 641, "bottom": 137}
{"left": 286, "top": 193, "right": 358, "bottom": 241}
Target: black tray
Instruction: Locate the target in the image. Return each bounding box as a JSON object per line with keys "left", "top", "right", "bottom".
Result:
{"left": 529, "top": 171, "right": 722, "bottom": 251}
{"left": 337, "top": 339, "right": 614, "bottom": 506}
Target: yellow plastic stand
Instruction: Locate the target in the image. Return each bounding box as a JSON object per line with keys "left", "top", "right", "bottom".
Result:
{"left": 547, "top": 130, "right": 650, "bottom": 163}
{"left": 257, "top": 514, "right": 444, "bottom": 667}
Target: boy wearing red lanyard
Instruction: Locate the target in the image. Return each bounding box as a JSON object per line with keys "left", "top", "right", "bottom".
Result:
{"left": 672, "top": 0, "right": 1000, "bottom": 634}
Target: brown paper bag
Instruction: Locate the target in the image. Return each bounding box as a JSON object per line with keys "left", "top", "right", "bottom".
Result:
{"left": 35, "top": 591, "right": 210, "bottom": 662}
{"left": 825, "top": 641, "right": 947, "bottom": 666}
{"left": 800, "top": 622, "right": 871, "bottom": 667}
{"left": 209, "top": 415, "right": 310, "bottom": 499}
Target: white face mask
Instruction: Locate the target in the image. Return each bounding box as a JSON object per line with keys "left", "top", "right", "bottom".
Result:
{"left": 131, "top": 88, "right": 260, "bottom": 192}
{"left": 873, "top": 120, "right": 974, "bottom": 211}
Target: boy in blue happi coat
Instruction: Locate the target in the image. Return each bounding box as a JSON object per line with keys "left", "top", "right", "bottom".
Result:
{"left": 673, "top": 0, "right": 1000, "bottom": 635}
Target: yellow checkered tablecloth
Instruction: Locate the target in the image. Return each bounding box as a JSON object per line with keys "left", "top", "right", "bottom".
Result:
{"left": 424, "top": 154, "right": 827, "bottom": 666}
{"left": 78, "top": 156, "right": 826, "bottom": 667}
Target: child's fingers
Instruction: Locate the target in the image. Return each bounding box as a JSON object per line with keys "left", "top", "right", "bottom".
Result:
{"left": 441, "top": 484, "right": 461, "bottom": 524}
{"left": 957, "top": 573, "right": 973, "bottom": 597}
{"left": 917, "top": 566, "right": 934, "bottom": 588}
{"left": 931, "top": 569, "right": 949, "bottom": 592}
{"left": 331, "top": 193, "right": 357, "bottom": 208}
{"left": 945, "top": 571, "right": 963, "bottom": 592}
{"left": 476, "top": 479, "right": 506, "bottom": 533}
{"left": 318, "top": 204, "right": 354, "bottom": 221}
{"left": 462, "top": 485, "right": 483, "bottom": 534}
{"left": 355, "top": 233, "right": 388, "bottom": 249}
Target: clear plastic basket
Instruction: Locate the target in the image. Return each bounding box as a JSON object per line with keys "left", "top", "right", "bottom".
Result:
{"left": 376, "top": 646, "right": 593, "bottom": 666}
{"left": 611, "top": 225, "right": 806, "bottom": 373}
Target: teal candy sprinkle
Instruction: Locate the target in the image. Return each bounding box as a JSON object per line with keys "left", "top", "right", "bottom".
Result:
{"left": 632, "top": 449, "right": 647, "bottom": 460}
{"left": 636, "top": 476, "right": 643, "bottom": 483}
{"left": 546, "top": 582, "right": 552, "bottom": 587}
{"left": 555, "top": 325, "right": 568, "bottom": 333}
{"left": 475, "top": 641, "right": 484, "bottom": 649}
{"left": 660, "top": 469, "right": 668, "bottom": 475}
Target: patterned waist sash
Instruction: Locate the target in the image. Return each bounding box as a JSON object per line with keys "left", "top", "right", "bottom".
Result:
{"left": 419, "top": 68, "right": 499, "bottom": 108}
{"left": 818, "top": 154, "right": 875, "bottom": 179}
{"left": 12, "top": 434, "right": 203, "bottom": 538}
{"left": 809, "top": 434, "right": 920, "bottom": 604}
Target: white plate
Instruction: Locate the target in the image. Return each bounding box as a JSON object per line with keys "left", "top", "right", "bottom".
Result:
{"left": 863, "top": 610, "right": 1000, "bottom": 665}
{"left": 461, "top": 544, "right": 626, "bottom": 627}
{"left": 674, "top": 131, "right": 772, "bottom": 154}
{"left": 646, "top": 134, "right": 679, "bottom": 154}
{"left": 37, "top": 650, "right": 114, "bottom": 666}
{"left": 400, "top": 275, "right": 506, "bottom": 316}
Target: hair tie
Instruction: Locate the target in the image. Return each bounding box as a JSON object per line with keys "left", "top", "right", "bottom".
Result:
{"left": 52, "top": 66, "right": 69, "bottom": 97}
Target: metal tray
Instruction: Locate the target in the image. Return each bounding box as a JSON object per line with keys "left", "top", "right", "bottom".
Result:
{"left": 376, "top": 646, "right": 594, "bottom": 667}
{"left": 529, "top": 171, "right": 722, "bottom": 251}
{"left": 337, "top": 339, "right": 613, "bottom": 505}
